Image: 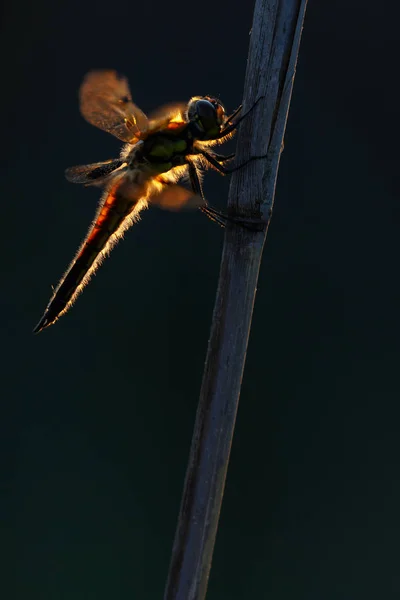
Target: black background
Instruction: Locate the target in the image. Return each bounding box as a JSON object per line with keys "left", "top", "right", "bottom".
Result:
{"left": 2, "top": 0, "right": 400, "bottom": 598}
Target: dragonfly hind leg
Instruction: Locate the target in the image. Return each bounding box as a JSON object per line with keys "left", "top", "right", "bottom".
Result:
{"left": 186, "top": 159, "right": 226, "bottom": 228}
{"left": 200, "top": 205, "right": 227, "bottom": 228}
{"left": 187, "top": 158, "right": 266, "bottom": 232}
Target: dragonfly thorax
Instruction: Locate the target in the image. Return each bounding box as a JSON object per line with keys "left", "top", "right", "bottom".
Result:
{"left": 128, "top": 134, "right": 190, "bottom": 175}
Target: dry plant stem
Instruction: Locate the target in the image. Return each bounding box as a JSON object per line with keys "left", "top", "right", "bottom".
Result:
{"left": 164, "top": 1, "right": 308, "bottom": 599}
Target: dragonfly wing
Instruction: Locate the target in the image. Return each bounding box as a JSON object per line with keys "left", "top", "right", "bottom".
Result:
{"left": 147, "top": 102, "right": 188, "bottom": 134}
{"left": 65, "top": 158, "right": 126, "bottom": 186}
{"left": 149, "top": 181, "right": 203, "bottom": 211}
{"left": 79, "top": 70, "right": 149, "bottom": 143}
{"left": 33, "top": 176, "right": 150, "bottom": 333}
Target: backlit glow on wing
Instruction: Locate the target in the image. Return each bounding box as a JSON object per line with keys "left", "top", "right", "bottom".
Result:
{"left": 150, "top": 181, "right": 203, "bottom": 211}
{"left": 79, "top": 70, "right": 149, "bottom": 143}
{"left": 148, "top": 103, "right": 188, "bottom": 133}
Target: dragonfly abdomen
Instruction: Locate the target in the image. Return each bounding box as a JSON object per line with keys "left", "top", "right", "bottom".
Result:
{"left": 33, "top": 178, "right": 149, "bottom": 333}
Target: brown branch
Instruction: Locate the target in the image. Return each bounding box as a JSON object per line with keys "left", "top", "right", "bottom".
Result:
{"left": 163, "top": 1, "right": 308, "bottom": 599}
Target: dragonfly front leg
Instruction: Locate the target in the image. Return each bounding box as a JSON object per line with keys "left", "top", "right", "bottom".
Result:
{"left": 215, "top": 95, "right": 265, "bottom": 140}
{"left": 223, "top": 104, "right": 242, "bottom": 127}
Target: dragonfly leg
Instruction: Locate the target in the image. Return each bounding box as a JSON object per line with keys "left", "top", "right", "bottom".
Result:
{"left": 200, "top": 203, "right": 267, "bottom": 233}
{"left": 206, "top": 151, "right": 235, "bottom": 163}
{"left": 186, "top": 159, "right": 266, "bottom": 232}
{"left": 223, "top": 104, "right": 242, "bottom": 127}
{"left": 216, "top": 95, "right": 265, "bottom": 139}
{"left": 200, "top": 205, "right": 227, "bottom": 228}
{"left": 187, "top": 159, "right": 227, "bottom": 228}
{"left": 200, "top": 150, "right": 267, "bottom": 175}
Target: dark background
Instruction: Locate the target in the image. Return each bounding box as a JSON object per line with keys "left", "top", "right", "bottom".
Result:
{"left": 1, "top": 0, "right": 400, "bottom": 598}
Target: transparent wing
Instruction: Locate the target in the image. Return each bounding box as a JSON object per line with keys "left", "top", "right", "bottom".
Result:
{"left": 147, "top": 102, "right": 188, "bottom": 134}
{"left": 79, "top": 70, "right": 149, "bottom": 142}
{"left": 65, "top": 158, "right": 125, "bottom": 185}
{"left": 149, "top": 182, "right": 203, "bottom": 211}
{"left": 110, "top": 174, "right": 202, "bottom": 211}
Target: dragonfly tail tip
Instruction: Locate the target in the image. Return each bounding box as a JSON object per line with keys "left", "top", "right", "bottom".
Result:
{"left": 32, "top": 316, "right": 51, "bottom": 334}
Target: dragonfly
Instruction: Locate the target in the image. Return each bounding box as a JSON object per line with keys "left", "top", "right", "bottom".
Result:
{"left": 33, "top": 70, "right": 260, "bottom": 333}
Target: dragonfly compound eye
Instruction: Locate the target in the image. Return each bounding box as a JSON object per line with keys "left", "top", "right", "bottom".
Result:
{"left": 196, "top": 99, "right": 216, "bottom": 121}
{"left": 188, "top": 98, "right": 221, "bottom": 137}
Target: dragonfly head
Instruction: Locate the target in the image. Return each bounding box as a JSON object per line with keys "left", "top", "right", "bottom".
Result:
{"left": 188, "top": 96, "right": 226, "bottom": 139}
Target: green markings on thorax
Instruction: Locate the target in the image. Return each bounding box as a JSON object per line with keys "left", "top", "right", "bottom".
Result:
{"left": 147, "top": 136, "right": 187, "bottom": 160}
{"left": 143, "top": 135, "right": 188, "bottom": 175}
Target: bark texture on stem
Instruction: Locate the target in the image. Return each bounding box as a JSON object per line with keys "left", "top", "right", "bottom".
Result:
{"left": 164, "top": 2, "right": 308, "bottom": 599}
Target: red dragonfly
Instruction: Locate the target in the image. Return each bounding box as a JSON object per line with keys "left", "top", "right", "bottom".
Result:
{"left": 33, "top": 70, "right": 251, "bottom": 333}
